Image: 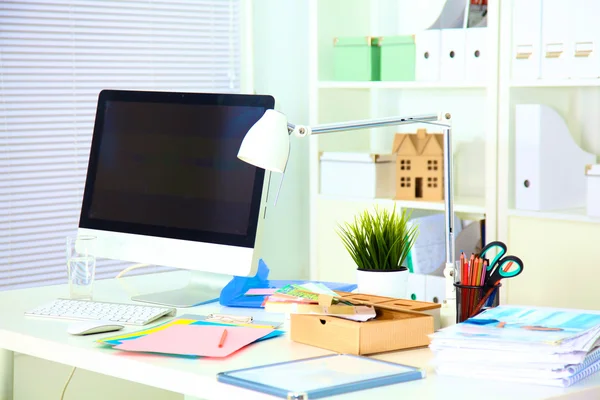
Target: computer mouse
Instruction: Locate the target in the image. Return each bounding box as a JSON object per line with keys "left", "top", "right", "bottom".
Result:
{"left": 67, "top": 321, "right": 124, "bottom": 336}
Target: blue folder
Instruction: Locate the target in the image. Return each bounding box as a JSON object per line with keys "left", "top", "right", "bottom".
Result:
{"left": 219, "top": 259, "right": 357, "bottom": 308}
{"left": 217, "top": 354, "right": 424, "bottom": 399}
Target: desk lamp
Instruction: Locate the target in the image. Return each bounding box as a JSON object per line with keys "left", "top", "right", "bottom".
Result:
{"left": 237, "top": 110, "right": 457, "bottom": 327}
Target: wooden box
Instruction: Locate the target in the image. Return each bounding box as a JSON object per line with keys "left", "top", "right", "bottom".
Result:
{"left": 289, "top": 293, "right": 440, "bottom": 355}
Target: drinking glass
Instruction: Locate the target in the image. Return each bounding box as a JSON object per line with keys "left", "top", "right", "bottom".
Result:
{"left": 66, "top": 235, "right": 97, "bottom": 300}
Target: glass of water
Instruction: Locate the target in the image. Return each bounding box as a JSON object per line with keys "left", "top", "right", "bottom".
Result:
{"left": 66, "top": 235, "right": 97, "bottom": 300}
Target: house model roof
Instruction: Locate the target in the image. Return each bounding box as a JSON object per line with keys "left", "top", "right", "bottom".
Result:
{"left": 392, "top": 128, "right": 444, "bottom": 156}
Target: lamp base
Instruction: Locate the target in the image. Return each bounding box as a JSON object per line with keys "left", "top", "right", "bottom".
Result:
{"left": 440, "top": 261, "right": 457, "bottom": 328}
{"left": 440, "top": 300, "right": 457, "bottom": 328}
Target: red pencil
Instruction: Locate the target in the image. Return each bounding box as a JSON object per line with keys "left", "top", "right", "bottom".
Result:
{"left": 218, "top": 328, "right": 228, "bottom": 348}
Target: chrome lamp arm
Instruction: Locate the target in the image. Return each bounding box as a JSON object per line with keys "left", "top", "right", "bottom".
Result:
{"left": 239, "top": 110, "right": 457, "bottom": 327}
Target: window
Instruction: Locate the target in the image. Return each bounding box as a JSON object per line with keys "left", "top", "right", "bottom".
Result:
{"left": 0, "top": 0, "right": 243, "bottom": 290}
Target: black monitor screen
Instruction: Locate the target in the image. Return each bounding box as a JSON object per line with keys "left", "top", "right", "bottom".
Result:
{"left": 79, "top": 90, "right": 274, "bottom": 248}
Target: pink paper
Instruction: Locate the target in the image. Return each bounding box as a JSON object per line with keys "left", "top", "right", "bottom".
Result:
{"left": 114, "top": 324, "right": 274, "bottom": 357}
{"left": 244, "top": 288, "right": 277, "bottom": 296}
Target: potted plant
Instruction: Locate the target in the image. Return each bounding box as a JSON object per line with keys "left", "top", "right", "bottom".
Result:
{"left": 337, "top": 205, "right": 418, "bottom": 298}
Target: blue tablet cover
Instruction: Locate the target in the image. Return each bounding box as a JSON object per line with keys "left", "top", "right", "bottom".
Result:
{"left": 217, "top": 354, "right": 424, "bottom": 399}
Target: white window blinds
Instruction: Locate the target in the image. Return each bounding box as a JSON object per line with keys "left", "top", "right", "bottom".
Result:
{"left": 0, "top": 0, "right": 242, "bottom": 290}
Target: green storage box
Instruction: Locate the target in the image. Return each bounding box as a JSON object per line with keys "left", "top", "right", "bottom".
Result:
{"left": 333, "top": 36, "right": 381, "bottom": 81}
{"left": 380, "top": 35, "right": 416, "bottom": 81}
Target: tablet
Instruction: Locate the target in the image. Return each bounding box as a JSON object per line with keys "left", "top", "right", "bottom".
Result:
{"left": 217, "top": 354, "right": 425, "bottom": 399}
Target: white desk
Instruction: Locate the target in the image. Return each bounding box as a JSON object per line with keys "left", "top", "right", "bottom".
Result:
{"left": 1, "top": 271, "right": 600, "bottom": 400}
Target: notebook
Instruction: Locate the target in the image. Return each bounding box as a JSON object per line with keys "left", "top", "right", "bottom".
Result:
{"left": 436, "top": 358, "right": 600, "bottom": 388}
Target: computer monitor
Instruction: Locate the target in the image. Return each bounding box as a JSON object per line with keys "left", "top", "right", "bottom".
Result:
{"left": 78, "top": 89, "right": 274, "bottom": 307}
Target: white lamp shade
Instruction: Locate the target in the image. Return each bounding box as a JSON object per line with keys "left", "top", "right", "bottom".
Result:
{"left": 237, "top": 109, "right": 290, "bottom": 173}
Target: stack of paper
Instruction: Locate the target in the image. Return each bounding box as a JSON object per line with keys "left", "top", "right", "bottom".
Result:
{"left": 429, "top": 306, "right": 600, "bottom": 387}
{"left": 98, "top": 314, "right": 285, "bottom": 358}
{"left": 261, "top": 283, "right": 376, "bottom": 322}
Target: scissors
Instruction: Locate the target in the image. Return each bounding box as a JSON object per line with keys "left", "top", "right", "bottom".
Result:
{"left": 478, "top": 241, "right": 524, "bottom": 287}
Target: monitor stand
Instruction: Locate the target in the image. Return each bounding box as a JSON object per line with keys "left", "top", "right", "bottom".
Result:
{"left": 131, "top": 271, "right": 232, "bottom": 308}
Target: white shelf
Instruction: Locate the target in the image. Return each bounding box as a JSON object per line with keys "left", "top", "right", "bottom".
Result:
{"left": 507, "top": 208, "right": 600, "bottom": 223}
{"left": 318, "top": 194, "right": 486, "bottom": 215}
{"left": 510, "top": 79, "right": 600, "bottom": 88}
{"left": 317, "top": 81, "right": 487, "bottom": 90}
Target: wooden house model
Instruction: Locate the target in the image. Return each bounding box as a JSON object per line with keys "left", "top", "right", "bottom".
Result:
{"left": 391, "top": 129, "right": 444, "bottom": 201}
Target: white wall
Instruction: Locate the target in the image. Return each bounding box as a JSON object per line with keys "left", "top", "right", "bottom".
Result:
{"left": 251, "top": 0, "right": 311, "bottom": 280}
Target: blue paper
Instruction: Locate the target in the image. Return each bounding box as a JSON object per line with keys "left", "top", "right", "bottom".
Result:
{"left": 219, "top": 259, "right": 357, "bottom": 308}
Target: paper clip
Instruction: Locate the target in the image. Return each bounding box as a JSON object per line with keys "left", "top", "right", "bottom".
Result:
{"left": 206, "top": 313, "right": 253, "bottom": 324}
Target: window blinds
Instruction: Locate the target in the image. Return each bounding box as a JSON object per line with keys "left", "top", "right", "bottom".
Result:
{"left": 0, "top": 0, "right": 242, "bottom": 290}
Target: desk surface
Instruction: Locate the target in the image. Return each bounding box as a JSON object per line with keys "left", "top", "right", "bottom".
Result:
{"left": 1, "top": 271, "right": 600, "bottom": 400}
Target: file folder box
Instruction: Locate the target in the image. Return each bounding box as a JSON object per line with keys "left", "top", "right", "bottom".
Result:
{"left": 465, "top": 27, "right": 488, "bottom": 83}
{"left": 319, "top": 152, "right": 395, "bottom": 198}
{"left": 333, "top": 36, "right": 381, "bottom": 81}
{"left": 415, "top": 29, "right": 441, "bottom": 81}
{"left": 515, "top": 104, "right": 595, "bottom": 211}
{"left": 571, "top": 0, "right": 600, "bottom": 79}
{"left": 511, "top": 0, "right": 542, "bottom": 80}
{"left": 586, "top": 165, "right": 600, "bottom": 218}
{"left": 541, "top": 0, "right": 571, "bottom": 79}
{"left": 440, "top": 29, "right": 466, "bottom": 81}
{"left": 290, "top": 297, "right": 435, "bottom": 355}
{"left": 406, "top": 273, "right": 426, "bottom": 302}
{"left": 380, "top": 35, "right": 416, "bottom": 81}
{"left": 424, "top": 275, "right": 446, "bottom": 308}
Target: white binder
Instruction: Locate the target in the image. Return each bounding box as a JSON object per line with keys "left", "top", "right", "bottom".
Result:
{"left": 465, "top": 27, "right": 489, "bottom": 83}
{"left": 406, "top": 273, "right": 426, "bottom": 301}
{"left": 571, "top": 0, "right": 600, "bottom": 79}
{"left": 511, "top": 0, "right": 542, "bottom": 80}
{"left": 440, "top": 29, "right": 466, "bottom": 82}
{"left": 415, "top": 30, "right": 442, "bottom": 81}
{"left": 425, "top": 275, "right": 446, "bottom": 305}
{"left": 515, "top": 104, "right": 596, "bottom": 211}
{"left": 541, "top": 0, "right": 571, "bottom": 79}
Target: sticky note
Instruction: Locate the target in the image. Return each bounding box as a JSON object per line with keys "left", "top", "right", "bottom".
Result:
{"left": 114, "top": 324, "right": 274, "bottom": 357}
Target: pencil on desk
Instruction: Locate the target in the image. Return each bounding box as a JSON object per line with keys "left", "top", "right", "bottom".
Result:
{"left": 218, "top": 328, "right": 228, "bottom": 348}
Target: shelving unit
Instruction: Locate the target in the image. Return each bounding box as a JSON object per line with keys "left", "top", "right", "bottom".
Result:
{"left": 306, "top": 0, "right": 600, "bottom": 310}
{"left": 307, "top": 0, "right": 500, "bottom": 285}
{"left": 318, "top": 81, "right": 487, "bottom": 90}
{"left": 507, "top": 208, "right": 600, "bottom": 224}
{"left": 510, "top": 79, "right": 600, "bottom": 88}
{"left": 497, "top": 1, "right": 600, "bottom": 309}
{"left": 318, "top": 194, "right": 486, "bottom": 215}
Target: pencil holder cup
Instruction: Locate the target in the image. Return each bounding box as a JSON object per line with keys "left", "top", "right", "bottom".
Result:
{"left": 454, "top": 283, "right": 501, "bottom": 323}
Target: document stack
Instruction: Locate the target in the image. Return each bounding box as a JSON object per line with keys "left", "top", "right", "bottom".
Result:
{"left": 429, "top": 306, "right": 600, "bottom": 387}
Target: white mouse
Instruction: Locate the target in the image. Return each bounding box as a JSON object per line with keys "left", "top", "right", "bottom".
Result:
{"left": 67, "top": 321, "right": 124, "bottom": 336}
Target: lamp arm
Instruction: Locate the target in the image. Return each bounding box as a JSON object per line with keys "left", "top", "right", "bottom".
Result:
{"left": 288, "top": 111, "right": 457, "bottom": 326}
{"left": 441, "top": 125, "right": 456, "bottom": 328}
{"left": 290, "top": 113, "right": 445, "bottom": 137}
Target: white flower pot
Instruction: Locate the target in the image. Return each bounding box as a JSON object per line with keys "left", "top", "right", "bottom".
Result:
{"left": 356, "top": 269, "right": 409, "bottom": 298}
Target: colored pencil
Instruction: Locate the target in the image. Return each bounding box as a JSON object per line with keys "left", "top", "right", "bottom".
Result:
{"left": 218, "top": 328, "right": 228, "bottom": 348}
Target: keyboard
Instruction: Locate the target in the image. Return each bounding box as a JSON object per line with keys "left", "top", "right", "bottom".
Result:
{"left": 25, "top": 298, "right": 177, "bottom": 326}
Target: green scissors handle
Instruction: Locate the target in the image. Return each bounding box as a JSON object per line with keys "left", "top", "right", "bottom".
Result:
{"left": 486, "top": 255, "right": 524, "bottom": 287}
{"left": 479, "top": 241, "right": 507, "bottom": 272}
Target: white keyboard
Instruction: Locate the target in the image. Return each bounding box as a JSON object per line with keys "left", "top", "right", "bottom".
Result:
{"left": 25, "top": 298, "right": 177, "bottom": 326}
